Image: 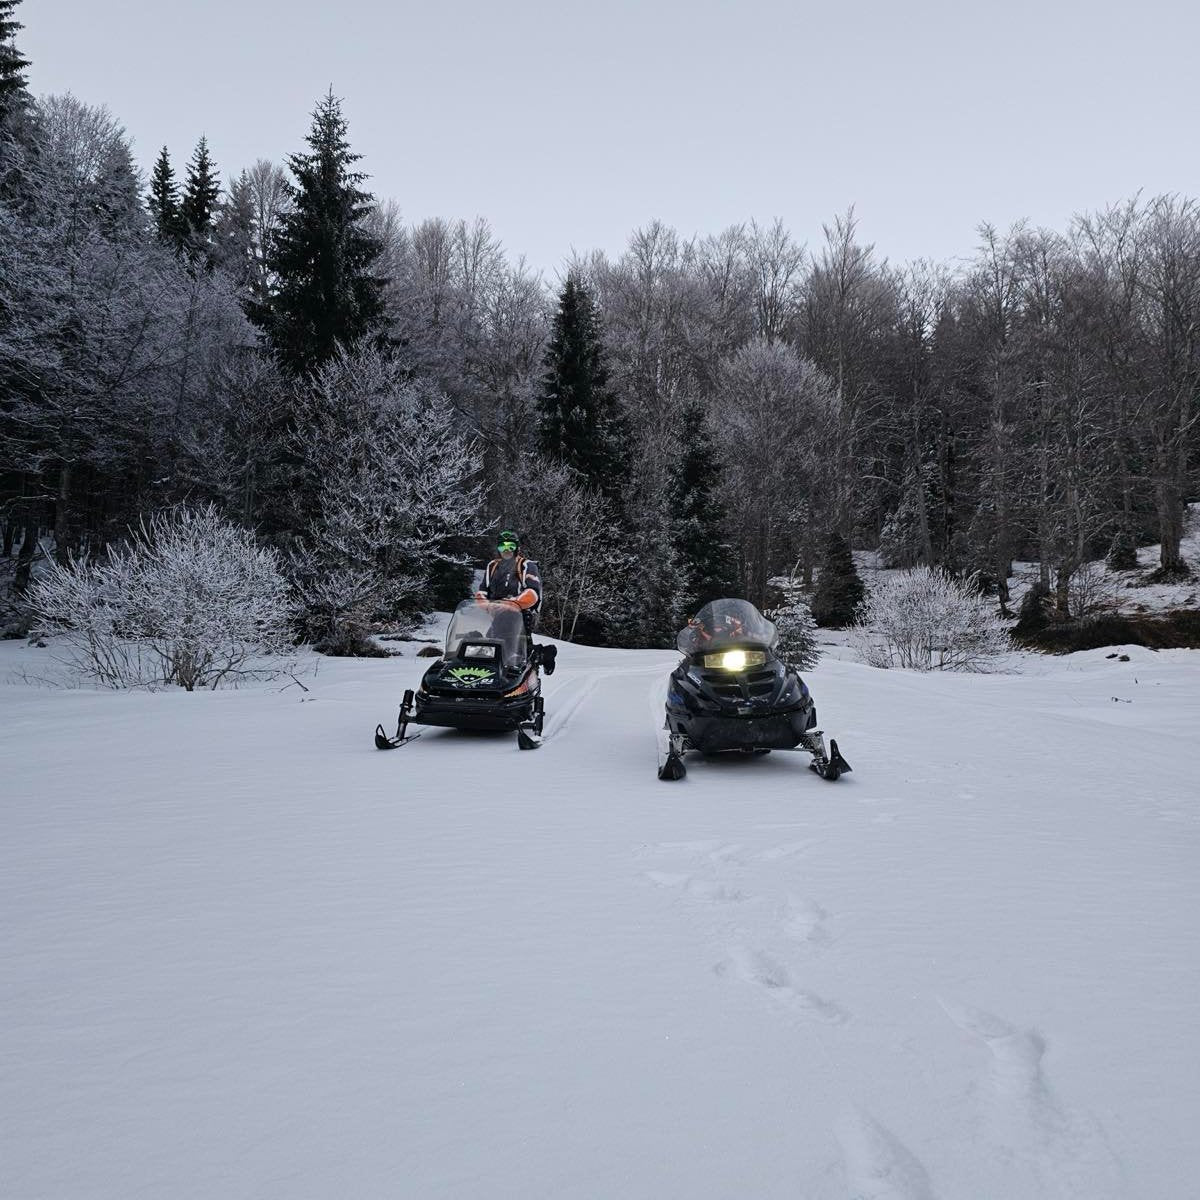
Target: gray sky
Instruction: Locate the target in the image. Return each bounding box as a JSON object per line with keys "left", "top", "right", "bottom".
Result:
{"left": 22, "top": 0, "right": 1200, "bottom": 278}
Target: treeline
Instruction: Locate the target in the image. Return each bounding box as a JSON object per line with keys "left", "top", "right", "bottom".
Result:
{"left": 2, "top": 0, "right": 1198, "bottom": 651}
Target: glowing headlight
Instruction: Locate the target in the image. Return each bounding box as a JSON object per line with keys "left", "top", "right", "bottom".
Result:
{"left": 703, "top": 649, "right": 765, "bottom": 671}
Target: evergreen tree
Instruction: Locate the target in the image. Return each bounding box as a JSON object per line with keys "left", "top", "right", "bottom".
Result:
{"left": 1105, "top": 525, "right": 1138, "bottom": 571}
{"left": 180, "top": 135, "right": 219, "bottom": 260}
{"left": 253, "top": 90, "right": 385, "bottom": 375}
{"left": 0, "top": 0, "right": 29, "bottom": 114}
{"left": 668, "top": 400, "right": 737, "bottom": 613}
{"left": 766, "top": 581, "right": 821, "bottom": 671}
{"left": 147, "top": 146, "right": 185, "bottom": 246}
{"left": 537, "top": 273, "right": 627, "bottom": 500}
{"left": 810, "top": 530, "right": 865, "bottom": 628}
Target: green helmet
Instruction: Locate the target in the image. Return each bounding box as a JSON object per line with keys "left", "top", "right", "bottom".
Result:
{"left": 497, "top": 529, "right": 520, "bottom": 554}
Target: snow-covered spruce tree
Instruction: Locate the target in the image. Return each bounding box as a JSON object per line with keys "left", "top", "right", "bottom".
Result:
{"left": 849, "top": 567, "right": 1008, "bottom": 672}
{"left": 810, "top": 531, "right": 865, "bottom": 628}
{"left": 537, "top": 272, "right": 627, "bottom": 502}
{"left": 0, "top": 0, "right": 29, "bottom": 113}
{"left": 147, "top": 145, "right": 186, "bottom": 248}
{"left": 765, "top": 580, "right": 821, "bottom": 671}
{"left": 669, "top": 400, "right": 738, "bottom": 615}
{"left": 252, "top": 90, "right": 385, "bottom": 376}
{"left": 29, "top": 506, "right": 293, "bottom": 690}
{"left": 289, "top": 348, "right": 483, "bottom": 654}
{"left": 180, "top": 135, "right": 219, "bottom": 263}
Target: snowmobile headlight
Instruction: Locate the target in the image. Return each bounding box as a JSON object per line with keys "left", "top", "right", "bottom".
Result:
{"left": 704, "top": 649, "right": 765, "bottom": 671}
{"left": 464, "top": 644, "right": 496, "bottom": 659}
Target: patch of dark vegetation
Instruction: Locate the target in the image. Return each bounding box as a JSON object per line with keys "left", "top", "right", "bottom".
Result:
{"left": 314, "top": 629, "right": 395, "bottom": 658}
{"left": 1013, "top": 609, "right": 1200, "bottom": 653}
{"left": 1136, "top": 563, "right": 1193, "bottom": 586}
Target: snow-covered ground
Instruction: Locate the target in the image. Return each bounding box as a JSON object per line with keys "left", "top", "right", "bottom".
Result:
{"left": 3, "top": 635, "right": 1198, "bottom": 1199}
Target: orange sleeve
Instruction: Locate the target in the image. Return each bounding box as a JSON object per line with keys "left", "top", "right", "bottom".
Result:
{"left": 513, "top": 588, "right": 539, "bottom": 610}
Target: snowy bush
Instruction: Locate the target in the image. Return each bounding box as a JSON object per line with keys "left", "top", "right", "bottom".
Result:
{"left": 288, "top": 349, "right": 483, "bottom": 654}
{"left": 849, "top": 567, "right": 1009, "bottom": 672}
{"left": 1067, "top": 560, "right": 1122, "bottom": 619}
{"left": 766, "top": 581, "right": 821, "bottom": 671}
{"left": 29, "top": 507, "right": 294, "bottom": 690}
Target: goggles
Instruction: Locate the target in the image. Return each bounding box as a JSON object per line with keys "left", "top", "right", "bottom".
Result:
{"left": 497, "top": 540, "right": 518, "bottom": 554}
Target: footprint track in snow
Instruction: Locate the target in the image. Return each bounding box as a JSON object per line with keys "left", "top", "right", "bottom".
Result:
{"left": 634, "top": 839, "right": 722, "bottom": 859}
{"left": 938, "top": 997, "right": 1127, "bottom": 1198}
{"left": 642, "top": 871, "right": 747, "bottom": 904}
{"left": 716, "top": 946, "right": 848, "bottom": 1023}
{"left": 781, "top": 895, "right": 831, "bottom": 946}
{"left": 759, "top": 839, "right": 815, "bottom": 861}
{"left": 834, "top": 1105, "right": 938, "bottom": 1200}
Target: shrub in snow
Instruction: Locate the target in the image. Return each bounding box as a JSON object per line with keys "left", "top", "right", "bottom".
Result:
{"left": 765, "top": 582, "right": 821, "bottom": 672}
{"left": 811, "top": 531, "right": 865, "bottom": 628}
{"left": 1013, "top": 580, "right": 1052, "bottom": 637}
{"left": 850, "top": 566, "right": 1009, "bottom": 672}
{"left": 1067, "top": 560, "right": 1121, "bottom": 620}
{"left": 1105, "top": 526, "right": 1139, "bottom": 571}
{"left": 29, "top": 506, "right": 293, "bottom": 690}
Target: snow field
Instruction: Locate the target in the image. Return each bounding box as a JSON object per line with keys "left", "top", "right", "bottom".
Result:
{"left": 2, "top": 638, "right": 1198, "bottom": 1198}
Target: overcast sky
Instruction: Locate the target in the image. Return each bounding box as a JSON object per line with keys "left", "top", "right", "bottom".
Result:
{"left": 21, "top": 0, "right": 1200, "bottom": 278}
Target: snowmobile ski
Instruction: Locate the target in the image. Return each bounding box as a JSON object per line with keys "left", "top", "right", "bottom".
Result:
{"left": 657, "top": 733, "right": 688, "bottom": 780}
{"left": 375, "top": 689, "right": 419, "bottom": 749}
{"left": 516, "top": 696, "right": 545, "bottom": 750}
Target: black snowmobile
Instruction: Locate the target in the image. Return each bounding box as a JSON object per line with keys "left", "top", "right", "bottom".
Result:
{"left": 375, "top": 599, "right": 557, "bottom": 752}
{"left": 657, "top": 598, "right": 851, "bottom": 782}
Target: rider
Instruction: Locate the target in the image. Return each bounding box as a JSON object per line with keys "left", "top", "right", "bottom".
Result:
{"left": 476, "top": 530, "right": 541, "bottom": 626}
{"left": 475, "top": 530, "right": 555, "bottom": 672}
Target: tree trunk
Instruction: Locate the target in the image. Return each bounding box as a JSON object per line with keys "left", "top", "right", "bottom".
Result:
{"left": 1054, "top": 564, "right": 1071, "bottom": 616}
{"left": 1155, "top": 464, "right": 1186, "bottom": 573}
{"left": 13, "top": 515, "right": 40, "bottom": 594}
{"left": 54, "top": 461, "right": 72, "bottom": 566}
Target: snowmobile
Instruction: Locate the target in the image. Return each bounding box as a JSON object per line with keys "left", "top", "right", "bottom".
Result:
{"left": 375, "top": 599, "right": 557, "bottom": 752}
{"left": 657, "top": 598, "right": 851, "bottom": 782}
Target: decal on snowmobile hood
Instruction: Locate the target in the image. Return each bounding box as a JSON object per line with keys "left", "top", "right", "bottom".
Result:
{"left": 445, "top": 665, "right": 496, "bottom": 685}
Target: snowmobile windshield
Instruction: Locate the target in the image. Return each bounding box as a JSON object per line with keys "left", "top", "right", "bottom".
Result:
{"left": 677, "top": 599, "right": 778, "bottom": 657}
{"left": 444, "top": 599, "right": 529, "bottom": 668}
